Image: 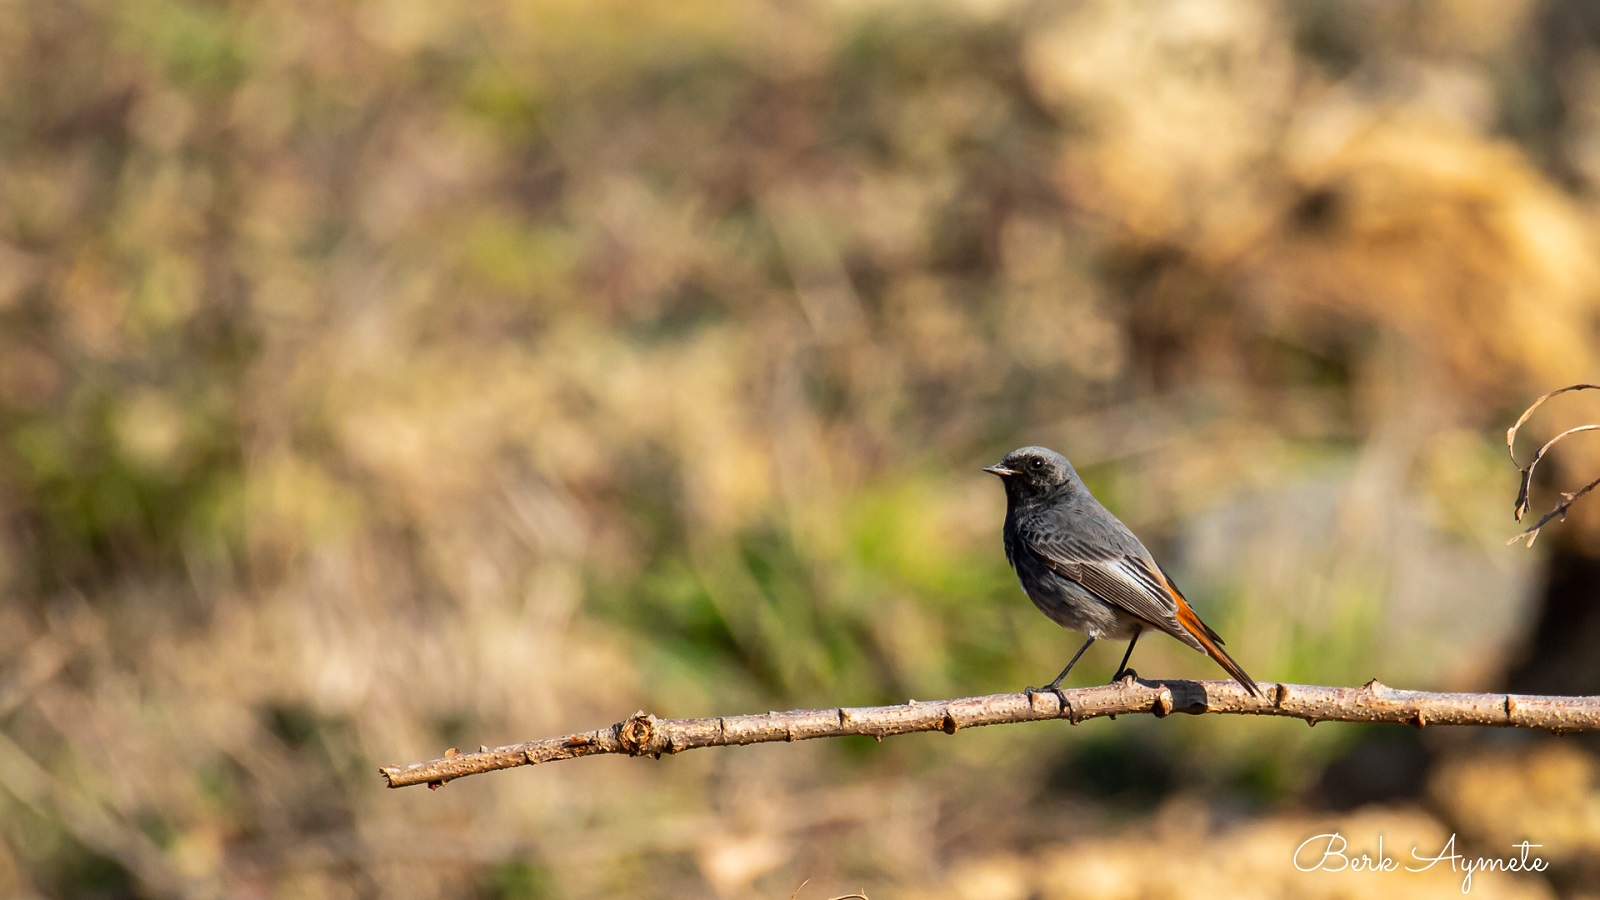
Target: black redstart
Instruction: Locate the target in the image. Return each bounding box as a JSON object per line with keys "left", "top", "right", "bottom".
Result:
{"left": 984, "top": 446, "right": 1262, "bottom": 697}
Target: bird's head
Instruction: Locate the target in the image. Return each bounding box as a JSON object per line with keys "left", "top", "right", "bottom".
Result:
{"left": 983, "top": 446, "right": 1079, "bottom": 499}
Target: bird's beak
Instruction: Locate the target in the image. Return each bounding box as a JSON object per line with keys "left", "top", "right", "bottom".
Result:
{"left": 983, "top": 464, "right": 1017, "bottom": 477}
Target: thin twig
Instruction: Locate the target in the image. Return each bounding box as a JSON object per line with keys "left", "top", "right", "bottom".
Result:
{"left": 380, "top": 679, "right": 1600, "bottom": 788}
{"left": 1506, "top": 383, "right": 1600, "bottom": 546}
{"left": 1509, "top": 474, "right": 1600, "bottom": 548}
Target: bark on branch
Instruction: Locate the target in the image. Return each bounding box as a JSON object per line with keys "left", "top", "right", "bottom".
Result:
{"left": 379, "top": 679, "right": 1600, "bottom": 788}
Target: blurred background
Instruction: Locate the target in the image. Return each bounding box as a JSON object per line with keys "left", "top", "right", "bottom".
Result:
{"left": 5, "top": 0, "right": 1600, "bottom": 896}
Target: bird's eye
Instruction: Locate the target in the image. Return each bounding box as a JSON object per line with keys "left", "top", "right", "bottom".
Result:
{"left": 1028, "top": 458, "right": 1045, "bottom": 471}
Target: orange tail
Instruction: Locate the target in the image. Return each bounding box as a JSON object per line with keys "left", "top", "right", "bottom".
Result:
{"left": 1172, "top": 596, "right": 1263, "bottom": 698}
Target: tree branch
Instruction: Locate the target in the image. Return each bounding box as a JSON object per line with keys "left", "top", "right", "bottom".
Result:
{"left": 381, "top": 385, "right": 1600, "bottom": 790}
{"left": 379, "top": 679, "right": 1600, "bottom": 788}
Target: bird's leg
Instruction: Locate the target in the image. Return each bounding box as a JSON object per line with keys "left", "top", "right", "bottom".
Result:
{"left": 1045, "top": 635, "right": 1095, "bottom": 692}
{"left": 1025, "top": 636, "right": 1096, "bottom": 706}
{"left": 1111, "top": 630, "right": 1142, "bottom": 684}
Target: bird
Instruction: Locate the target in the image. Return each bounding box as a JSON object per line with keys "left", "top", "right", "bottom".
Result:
{"left": 984, "top": 446, "right": 1262, "bottom": 697}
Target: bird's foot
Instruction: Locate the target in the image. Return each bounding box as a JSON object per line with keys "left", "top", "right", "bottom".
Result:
{"left": 1023, "top": 682, "right": 1069, "bottom": 712}
{"left": 1110, "top": 667, "right": 1140, "bottom": 686}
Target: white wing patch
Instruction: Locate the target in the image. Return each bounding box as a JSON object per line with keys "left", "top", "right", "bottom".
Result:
{"left": 1101, "top": 556, "right": 1167, "bottom": 598}
{"left": 1049, "top": 554, "right": 1182, "bottom": 630}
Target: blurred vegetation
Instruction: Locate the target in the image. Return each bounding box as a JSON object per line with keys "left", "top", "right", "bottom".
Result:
{"left": 3, "top": 0, "right": 1600, "bottom": 896}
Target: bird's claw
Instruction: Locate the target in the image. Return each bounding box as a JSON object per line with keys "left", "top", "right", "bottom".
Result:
{"left": 1110, "top": 667, "right": 1140, "bottom": 686}
{"left": 1023, "top": 683, "right": 1069, "bottom": 711}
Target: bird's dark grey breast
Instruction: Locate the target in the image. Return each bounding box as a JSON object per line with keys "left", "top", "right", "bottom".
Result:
{"left": 1002, "top": 496, "right": 1135, "bottom": 637}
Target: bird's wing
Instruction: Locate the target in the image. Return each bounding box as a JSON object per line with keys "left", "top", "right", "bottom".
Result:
{"left": 1017, "top": 523, "right": 1183, "bottom": 630}
{"left": 1018, "top": 513, "right": 1258, "bottom": 695}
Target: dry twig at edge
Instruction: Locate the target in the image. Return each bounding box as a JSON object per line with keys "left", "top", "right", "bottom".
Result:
{"left": 1506, "top": 383, "right": 1600, "bottom": 547}
{"left": 380, "top": 679, "right": 1600, "bottom": 788}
